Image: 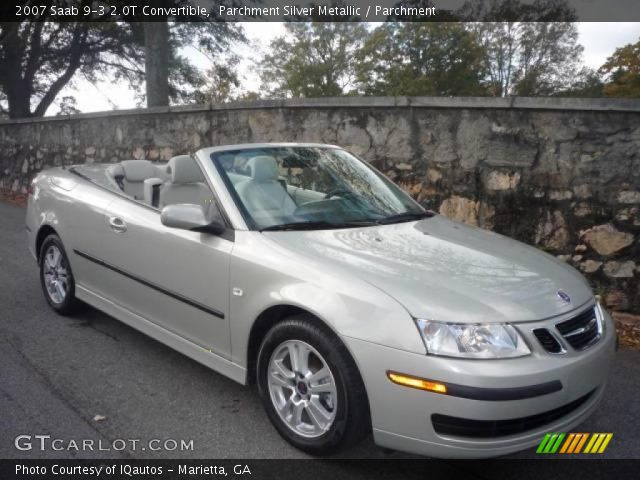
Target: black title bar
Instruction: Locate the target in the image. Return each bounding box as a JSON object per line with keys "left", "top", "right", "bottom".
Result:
{"left": 1, "top": 0, "right": 640, "bottom": 22}
{"left": 3, "top": 459, "right": 640, "bottom": 480}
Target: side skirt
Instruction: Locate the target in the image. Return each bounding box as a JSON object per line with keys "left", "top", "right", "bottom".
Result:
{"left": 75, "top": 284, "right": 247, "bottom": 385}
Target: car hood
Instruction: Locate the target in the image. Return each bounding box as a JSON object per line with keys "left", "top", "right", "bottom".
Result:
{"left": 264, "top": 216, "right": 593, "bottom": 323}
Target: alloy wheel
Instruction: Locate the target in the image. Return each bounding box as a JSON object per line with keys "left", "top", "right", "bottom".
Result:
{"left": 42, "top": 245, "right": 68, "bottom": 304}
{"left": 267, "top": 340, "right": 337, "bottom": 438}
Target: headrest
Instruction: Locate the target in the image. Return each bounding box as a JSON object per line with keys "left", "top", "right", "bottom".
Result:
{"left": 121, "top": 160, "right": 155, "bottom": 182}
{"left": 154, "top": 163, "right": 170, "bottom": 180}
{"left": 247, "top": 156, "right": 279, "bottom": 181}
{"left": 106, "top": 163, "right": 124, "bottom": 177}
{"left": 167, "top": 155, "right": 204, "bottom": 184}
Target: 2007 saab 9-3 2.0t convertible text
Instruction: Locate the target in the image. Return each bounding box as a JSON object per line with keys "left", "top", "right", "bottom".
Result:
{"left": 26, "top": 143, "right": 615, "bottom": 458}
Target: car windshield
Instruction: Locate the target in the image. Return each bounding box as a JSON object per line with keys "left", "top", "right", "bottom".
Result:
{"left": 211, "top": 146, "right": 428, "bottom": 231}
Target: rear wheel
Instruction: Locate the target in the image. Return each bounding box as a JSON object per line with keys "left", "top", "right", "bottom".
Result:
{"left": 257, "top": 316, "right": 370, "bottom": 455}
{"left": 39, "top": 234, "right": 80, "bottom": 315}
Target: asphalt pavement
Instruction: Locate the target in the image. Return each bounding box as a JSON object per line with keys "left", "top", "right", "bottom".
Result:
{"left": 1, "top": 201, "right": 638, "bottom": 461}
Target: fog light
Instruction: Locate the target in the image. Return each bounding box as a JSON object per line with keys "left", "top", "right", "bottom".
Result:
{"left": 387, "top": 371, "right": 447, "bottom": 394}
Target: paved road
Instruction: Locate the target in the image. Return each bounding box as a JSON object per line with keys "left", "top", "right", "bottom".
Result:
{"left": 1, "top": 201, "right": 639, "bottom": 461}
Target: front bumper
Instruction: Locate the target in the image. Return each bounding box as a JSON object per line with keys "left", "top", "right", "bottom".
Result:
{"left": 342, "top": 309, "right": 616, "bottom": 459}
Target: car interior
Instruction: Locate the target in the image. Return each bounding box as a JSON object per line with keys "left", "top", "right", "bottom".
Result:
{"left": 216, "top": 152, "right": 389, "bottom": 228}
{"left": 85, "top": 152, "right": 361, "bottom": 228}
{"left": 103, "top": 156, "right": 215, "bottom": 212}
{"left": 223, "top": 155, "right": 346, "bottom": 226}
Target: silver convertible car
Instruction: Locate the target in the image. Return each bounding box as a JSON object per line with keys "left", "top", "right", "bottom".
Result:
{"left": 26, "top": 143, "right": 615, "bottom": 458}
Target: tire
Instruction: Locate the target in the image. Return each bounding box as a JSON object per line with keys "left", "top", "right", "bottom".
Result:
{"left": 39, "top": 234, "right": 80, "bottom": 315}
{"left": 256, "top": 315, "right": 370, "bottom": 455}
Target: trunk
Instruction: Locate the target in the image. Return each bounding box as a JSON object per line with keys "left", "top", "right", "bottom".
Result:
{"left": 7, "top": 85, "right": 32, "bottom": 118}
{"left": 1, "top": 23, "right": 32, "bottom": 118}
{"left": 144, "top": 21, "right": 170, "bottom": 108}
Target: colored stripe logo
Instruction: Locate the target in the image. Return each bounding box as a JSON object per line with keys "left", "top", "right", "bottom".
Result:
{"left": 537, "top": 433, "right": 613, "bottom": 454}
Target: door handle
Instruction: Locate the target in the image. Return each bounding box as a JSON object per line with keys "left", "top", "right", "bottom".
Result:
{"left": 108, "top": 216, "right": 127, "bottom": 233}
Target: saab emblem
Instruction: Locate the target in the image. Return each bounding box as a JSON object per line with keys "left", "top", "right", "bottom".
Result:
{"left": 557, "top": 290, "right": 571, "bottom": 304}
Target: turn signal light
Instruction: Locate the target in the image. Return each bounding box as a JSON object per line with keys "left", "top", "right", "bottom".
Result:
{"left": 387, "top": 371, "right": 447, "bottom": 394}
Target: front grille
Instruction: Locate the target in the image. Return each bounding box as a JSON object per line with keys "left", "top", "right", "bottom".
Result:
{"left": 556, "top": 307, "right": 600, "bottom": 351}
{"left": 533, "top": 328, "right": 563, "bottom": 353}
{"left": 432, "top": 390, "right": 594, "bottom": 438}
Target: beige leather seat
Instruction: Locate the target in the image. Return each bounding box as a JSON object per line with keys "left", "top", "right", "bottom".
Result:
{"left": 159, "top": 155, "right": 213, "bottom": 210}
{"left": 120, "top": 160, "right": 157, "bottom": 200}
{"left": 235, "top": 156, "right": 296, "bottom": 223}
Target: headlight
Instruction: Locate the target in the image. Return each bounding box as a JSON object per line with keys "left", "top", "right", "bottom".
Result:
{"left": 415, "top": 320, "right": 531, "bottom": 359}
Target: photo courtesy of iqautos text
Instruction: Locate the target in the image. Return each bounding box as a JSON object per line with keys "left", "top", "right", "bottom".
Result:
{"left": 1, "top": 0, "right": 639, "bottom": 479}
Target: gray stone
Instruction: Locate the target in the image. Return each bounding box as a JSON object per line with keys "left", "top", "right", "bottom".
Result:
{"left": 549, "top": 190, "right": 573, "bottom": 201}
{"left": 580, "top": 260, "right": 603, "bottom": 273}
{"left": 425, "top": 168, "right": 442, "bottom": 183}
{"left": 485, "top": 140, "right": 537, "bottom": 167}
{"left": 396, "top": 162, "right": 413, "bottom": 171}
{"left": 582, "top": 224, "right": 634, "bottom": 256}
{"left": 603, "top": 261, "right": 636, "bottom": 278}
{"left": 616, "top": 208, "right": 639, "bottom": 223}
{"left": 535, "top": 210, "right": 569, "bottom": 251}
{"left": 485, "top": 171, "right": 520, "bottom": 191}
{"left": 618, "top": 191, "right": 640, "bottom": 204}
{"left": 456, "top": 115, "right": 490, "bottom": 168}
{"left": 439, "top": 196, "right": 494, "bottom": 227}
{"left": 573, "top": 184, "right": 592, "bottom": 200}
{"left": 574, "top": 203, "right": 592, "bottom": 217}
{"left": 132, "top": 147, "right": 145, "bottom": 160}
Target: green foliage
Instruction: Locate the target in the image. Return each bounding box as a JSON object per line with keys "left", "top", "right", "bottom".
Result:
{"left": 259, "top": 23, "right": 368, "bottom": 98}
{"left": 356, "top": 23, "right": 488, "bottom": 96}
{"left": 0, "top": 4, "right": 244, "bottom": 118}
{"left": 191, "top": 56, "right": 242, "bottom": 104}
{"left": 599, "top": 38, "right": 640, "bottom": 98}
{"left": 257, "top": 2, "right": 588, "bottom": 99}
{"left": 553, "top": 68, "right": 604, "bottom": 98}
{"left": 463, "top": 1, "right": 583, "bottom": 96}
{"left": 168, "top": 21, "right": 245, "bottom": 104}
{"left": 0, "top": 22, "right": 143, "bottom": 117}
{"left": 55, "top": 95, "right": 80, "bottom": 116}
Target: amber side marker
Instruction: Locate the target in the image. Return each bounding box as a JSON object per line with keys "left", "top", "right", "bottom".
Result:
{"left": 387, "top": 371, "right": 448, "bottom": 394}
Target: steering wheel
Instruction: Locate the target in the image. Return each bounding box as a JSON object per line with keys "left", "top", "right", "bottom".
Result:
{"left": 324, "top": 188, "right": 358, "bottom": 200}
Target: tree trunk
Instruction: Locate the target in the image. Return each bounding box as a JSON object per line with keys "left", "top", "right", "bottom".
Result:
{"left": 1, "top": 23, "right": 32, "bottom": 118}
{"left": 7, "top": 84, "right": 31, "bottom": 118}
{"left": 144, "top": 21, "right": 169, "bottom": 108}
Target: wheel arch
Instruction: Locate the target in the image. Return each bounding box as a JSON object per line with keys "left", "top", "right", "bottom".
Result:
{"left": 35, "top": 224, "right": 59, "bottom": 259}
{"left": 246, "top": 304, "right": 346, "bottom": 386}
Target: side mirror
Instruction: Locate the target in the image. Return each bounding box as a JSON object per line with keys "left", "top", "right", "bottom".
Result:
{"left": 160, "top": 204, "right": 225, "bottom": 235}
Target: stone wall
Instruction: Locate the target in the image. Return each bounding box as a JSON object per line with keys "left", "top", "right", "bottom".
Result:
{"left": 1, "top": 97, "right": 639, "bottom": 313}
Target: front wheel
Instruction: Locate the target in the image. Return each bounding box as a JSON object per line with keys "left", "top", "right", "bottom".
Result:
{"left": 256, "top": 316, "right": 370, "bottom": 455}
{"left": 39, "top": 234, "right": 80, "bottom": 315}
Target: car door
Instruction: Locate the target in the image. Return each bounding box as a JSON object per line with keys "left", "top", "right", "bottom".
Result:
{"left": 95, "top": 197, "right": 233, "bottom": 359}
{"left": 61, "top": 180, "right": 124, "bottom": 299}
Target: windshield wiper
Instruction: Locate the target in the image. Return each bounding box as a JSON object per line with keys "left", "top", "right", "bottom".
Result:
{"left": 376, "top": 210, "right": 435, "bottom": 225}
{"left": 259, "top": 220, "right": 377, "bottom": 232}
